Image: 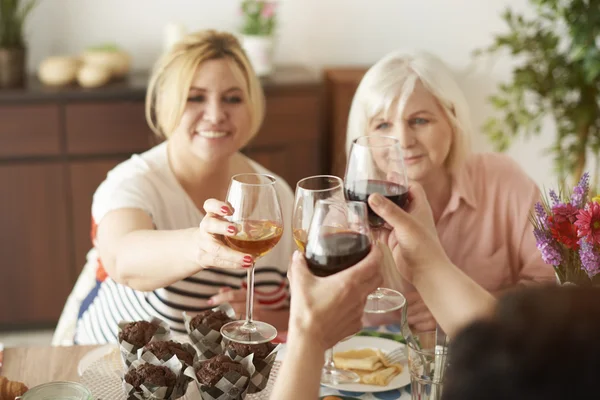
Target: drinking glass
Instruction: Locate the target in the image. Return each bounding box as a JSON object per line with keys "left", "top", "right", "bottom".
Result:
{"left": 220, "top": 173, "right": 284, "bottom": 344}
{"left": 345, "top": 135, "right": 409, "bottom": 313}
{"left": 292, "top": 175, "right": 344, "bottom": 252}
{"left": 305, "top": 199, "right": 372, "bottom": 384}
{"left": 407, "top": 331, "right": 449, "bottom": 400}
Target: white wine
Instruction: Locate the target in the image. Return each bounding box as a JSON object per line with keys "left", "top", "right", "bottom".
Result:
{"left": 225, "top": 220, "right": 283, "bottom": 258}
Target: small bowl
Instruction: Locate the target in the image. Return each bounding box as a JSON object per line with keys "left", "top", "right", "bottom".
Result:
{"left": 16, "top": 381, "right": 92, "bottom": 399}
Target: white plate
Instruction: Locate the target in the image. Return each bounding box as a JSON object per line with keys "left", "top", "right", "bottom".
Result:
{"left": 321, "top": 335, "right": 410, "bottom": 393}
{"left": 77, "top": 344, "right": 116, "bottom": 376}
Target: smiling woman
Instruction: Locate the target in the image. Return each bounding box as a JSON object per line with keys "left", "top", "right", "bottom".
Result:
{"left": 52, "top": 30, "right": 294, "bottom": 345}
{"left": 347, "top": 50, "right": 556, "bottom": 332}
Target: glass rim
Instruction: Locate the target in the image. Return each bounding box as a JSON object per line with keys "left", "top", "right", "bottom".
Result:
{"left": 296, "top": 175, "right": 344, "bottom": 192}
{"left": 231, "top": 173, "right": 277, "bottom": 186}
{"left": 352, "top": 135, "right": 401, "bottom": 148}
{"left": 315, "top": 198, "right": 365, "bottom": 209}
{"left": 406, "top": 330, "right": 449, "bottom": 355}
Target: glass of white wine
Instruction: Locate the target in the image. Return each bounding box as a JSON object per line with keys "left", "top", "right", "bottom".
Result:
{"left": 221, "top": 173, "right": 284, "bottom": 344}
{"left": 292, "top": 175, "right": 345, "bottom": 252}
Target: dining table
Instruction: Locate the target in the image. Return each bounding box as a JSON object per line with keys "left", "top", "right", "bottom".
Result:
{"left": 3, "top": 344, "right": 103, "bottom": 388}
{"left": 1, "top": 325, "right": 413, "bottom": 400}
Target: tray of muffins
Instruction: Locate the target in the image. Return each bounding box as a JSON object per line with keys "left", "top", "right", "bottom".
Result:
{"left": 80, "top": 304, "right": 281, "bottom": 399}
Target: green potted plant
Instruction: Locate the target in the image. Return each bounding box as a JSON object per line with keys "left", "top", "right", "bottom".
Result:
{"left": 476, "top": 0, "right": 600, "bottom": 187}
{"left": 0, "top": 0, "right": 37, "bottom": 88}
{"left": 238, "top": 0, "right": 277, "bottom": 77}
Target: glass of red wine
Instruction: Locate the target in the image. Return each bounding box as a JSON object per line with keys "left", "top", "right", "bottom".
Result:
{"left": 345, "top": 135, "right": 408, "bottom": 314}
{"left": 221, "top": 173, "right": 284, "bottom": 344}
{"left": 305, "top": 199, "right": 372, "bottom": 384}
{"left": 293, "top": 175, "right": 345, "bottom": 252}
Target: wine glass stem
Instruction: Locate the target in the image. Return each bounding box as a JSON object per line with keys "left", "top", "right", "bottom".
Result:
{"left": 324, "top": 347, "right": 335, "bottom": 368}
{"left": 245, "top": 263, "right": 255, "bottom": 324}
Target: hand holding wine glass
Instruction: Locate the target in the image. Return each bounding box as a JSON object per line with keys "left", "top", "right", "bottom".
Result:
{"left": 303, "top": 199, "right": 383, "bottom": 384}
{"left": 344, "top": 135, "right": 409, "bottom": 313}
{"left": 220, "top": 173, "right": 284, "bottom": 344}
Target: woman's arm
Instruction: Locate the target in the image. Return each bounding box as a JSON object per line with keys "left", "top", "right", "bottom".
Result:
{"left": 97, "top": 209, "right": 201, "bottom": 291}
{"left": 270, "top": 249, "right": 383, "bottom": 400}
{"left": 97, "top": 199, "right": 253, "bottom": 292}
{"left": 369, "top": 186, "right": 496, "bottom": 337}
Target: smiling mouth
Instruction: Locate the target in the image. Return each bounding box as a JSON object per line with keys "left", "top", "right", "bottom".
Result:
{"left": 197, "top": 130, "right": 230, "bottom": 139}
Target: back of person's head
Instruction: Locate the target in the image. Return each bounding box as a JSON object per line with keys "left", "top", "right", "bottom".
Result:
{"left": 443, "top": 285, "right": 600, "bottom": 400}
{"left": 145, "top": 29, "right": 265, "bottom": 139}
{"left": 346, "top": 50, "right": 471, "bottom": 174}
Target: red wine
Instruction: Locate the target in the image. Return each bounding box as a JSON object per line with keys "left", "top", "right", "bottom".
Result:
{"left": 345, "top": 180, "right": 408, "bottom": 227}
{"left": 305, "top": 231, "right": 371, "bottom": 277}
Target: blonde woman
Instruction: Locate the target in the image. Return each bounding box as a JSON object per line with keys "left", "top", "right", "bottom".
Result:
{"left": 54, "top": 30, "right": 293, "bottom": 344}
{"left": 347, "top": 50, "right": 555, "bottom": 332}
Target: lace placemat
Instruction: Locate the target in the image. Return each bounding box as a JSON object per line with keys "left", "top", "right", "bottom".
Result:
{"left": 80, "top": 348, "right": 278, "bottom": 400}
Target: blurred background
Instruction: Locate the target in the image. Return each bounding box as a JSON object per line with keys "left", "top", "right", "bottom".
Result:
{"left": 1, "top": 0, "right": 597, "bottom": 346}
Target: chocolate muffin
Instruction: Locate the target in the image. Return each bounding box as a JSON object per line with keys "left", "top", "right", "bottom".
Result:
{"left": 190, "top": 310, "right": 233, "bottom": 332}
{"left": 143, "top": 340, "right": 195, "bottom": 366}
{"left": 124, "top": 364, "right": 176, "bottom": 390}
{"left": 196, "top": 355, "right": 248, "bottom": 387}
{"left": 226, "top": 341, "right": 276, "bottom": 360}
{"left": 119, "top": 321, "right": 158, "bottom": 348}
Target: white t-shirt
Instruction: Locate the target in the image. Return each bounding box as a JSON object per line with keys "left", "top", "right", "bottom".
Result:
{"left": 74, "top": 143, "right": 294, "bottom": 344}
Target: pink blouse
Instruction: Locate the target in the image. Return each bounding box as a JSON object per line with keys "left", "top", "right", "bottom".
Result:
{"left": 380, "top": 152, "right": 556, "bottom": 299}
{"left": 436, "top": 152, "right": 556, "bottom": 291}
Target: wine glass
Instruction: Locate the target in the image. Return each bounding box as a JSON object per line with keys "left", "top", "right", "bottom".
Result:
{"left": 305, "top": 199, "right": 373, "bottom": 384}
{"left": 345, "top": 135, "right": 409, "bottom": 314}
{"left": 221, "top": 173, "right": 284, "bottom": 344}
{"left": 293, "top": 175, "right": 345, "bottom": 252}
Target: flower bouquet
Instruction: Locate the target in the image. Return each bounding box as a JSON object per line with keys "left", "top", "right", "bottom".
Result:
{"left": 531, "top": 172, "right": 600, "bottom": 285}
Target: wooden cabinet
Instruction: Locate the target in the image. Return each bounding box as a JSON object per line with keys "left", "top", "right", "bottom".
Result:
{"left": 69, "top": 160, "right": 124, "bottom": 273}
{"left": 0, "top": 66, "right": 324, "bottom": 328}
{"left": 323, "top": 68, "right": 369, "bottom": 177}
{"left": 0, "top": 164, "right": 71, "bottom": 324}
{"left": 0, "top": 105, "right": 61, "bottom": 158}
{"left": 66, "top": 102, "right": 154, "bottom": 155}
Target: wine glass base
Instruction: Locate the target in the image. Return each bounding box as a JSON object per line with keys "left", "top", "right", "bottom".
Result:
{"left": 364, "top": 288, "right": 406, "bottom": 314}
{"left": 220, "top": 320, "right": 278, "bottom": 344}
{"left": 321, "top": 366, "right": 361, "bottom": 385}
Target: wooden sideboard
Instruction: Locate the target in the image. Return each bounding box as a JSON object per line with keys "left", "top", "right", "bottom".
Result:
{"left": 0, "top": 66, "right": 324, "bottom": 328}
{"left": 323, "top": 67, "right": 369, "bottom": 178}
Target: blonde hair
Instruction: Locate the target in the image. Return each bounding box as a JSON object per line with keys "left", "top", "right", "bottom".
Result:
{"left": 346, "top": 50, "right": 472, "bottom": 174}
{"left": 146, "top": 30, "right": 265, "bottom": 139}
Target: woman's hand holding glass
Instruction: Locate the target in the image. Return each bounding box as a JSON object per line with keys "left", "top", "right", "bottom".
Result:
{"left": 287, "top": 247, "right": 383, "bottom": 352}
{"left": 219, "top": 173, "right": 284, "bottom": 344}
{"left": 194, "top": 198, "right": 255, "bottom": 270}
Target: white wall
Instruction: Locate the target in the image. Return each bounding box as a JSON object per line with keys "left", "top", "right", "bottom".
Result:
{"left": 25, "top": 0, "right": 559, "bottom": 188}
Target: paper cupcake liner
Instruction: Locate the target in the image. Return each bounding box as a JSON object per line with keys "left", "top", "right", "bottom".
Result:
{"left": 122, "top": 353, "right": 189, "bottom": 400}
{"left": 224, "top": 344, "right": 281, "bottom": 394}
{"left": 137, "top": 341, "right": 198, "bottom": 369}
{"left": 183, "top": 304, "right": 236, "bottom": 360}
{"left": 118, "top": 317, "right": 171, "bottom": 368}
{"left": 184, "top": 354, "right": 256, "bottom": 400}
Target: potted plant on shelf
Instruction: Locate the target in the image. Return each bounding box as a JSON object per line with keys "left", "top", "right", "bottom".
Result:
{"left": 476, "top": 0, "right": 600, "bottom": 187}
{"left": 0, "top": 0, "right": 38, "bottom": 88}
{"left": 239, "top": 0, "right": 277, "bottom": 77}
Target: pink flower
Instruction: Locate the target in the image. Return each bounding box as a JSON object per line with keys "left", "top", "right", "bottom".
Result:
{"left": 575, "top": 202, "right": 600, "bottom": 245}
{"left": 261, "top": 2, "right": 276, "bottom": 18}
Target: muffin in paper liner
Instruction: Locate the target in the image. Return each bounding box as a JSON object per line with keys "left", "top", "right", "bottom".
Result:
{"left": 122, "top": 352, "right": 189, "bottom": 400}
{"left": 184, "top": 354, "right": 256, "bottom": 400}
{"left": 183, "top": 304, "right": 236, "bottom": 360}
{"left": 118, "top": 317, "right": 171, "bottom": 368}
{"left": 138, "top": 340, "right": 198, "bottom": 368}
{"left": 224, "top": 343, "right": 281, "bottom": 394}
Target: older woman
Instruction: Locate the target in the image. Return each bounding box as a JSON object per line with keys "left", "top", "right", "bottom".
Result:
{"left": 54, "top": 30, "right": 293, "bottom": 344}
{"left": 347, "top": 50, "right": 555, "bottom": 331}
